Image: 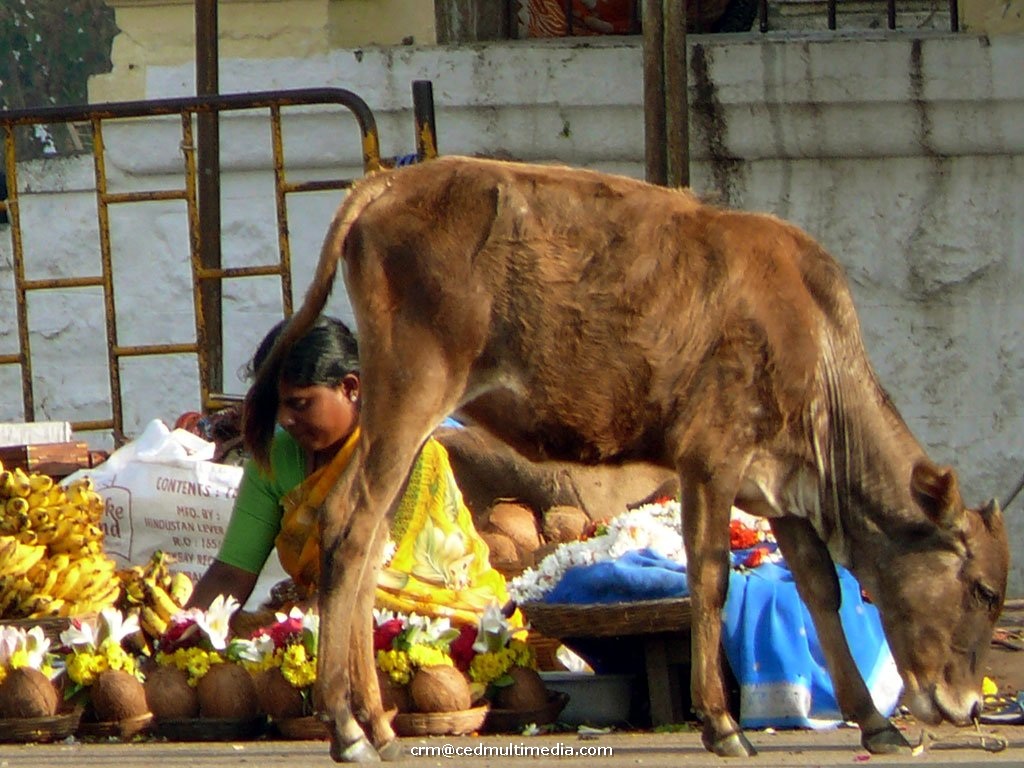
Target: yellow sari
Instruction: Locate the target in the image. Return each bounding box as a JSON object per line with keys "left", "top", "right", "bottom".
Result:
{"left": 276, "top": 427, "right": 515, "bottom": 626}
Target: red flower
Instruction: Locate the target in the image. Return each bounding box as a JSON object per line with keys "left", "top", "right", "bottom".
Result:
{"left": 741, "top": 546, "right": 770, "bottom": 569}
{"left": 252, "top": 616, "right": 303, "bottom": 648}
{"left": 372, "top": 619, "right": 405, "bottom": 653}
{"left": 160, "top": 617, "right": 202, "bottom": 653}
{"left": 729, "top": 519, "right": 760, "bottom": 550}
{"left": 449, "top": 624, "right": 478, "bottom": 672}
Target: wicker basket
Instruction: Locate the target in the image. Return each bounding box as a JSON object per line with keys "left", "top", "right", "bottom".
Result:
{"left": 0, "top": 709, "right": 83, "bottom": 743}
{"left": 392, "top": 703, "right": 490, "bottom": 737}
{"left": 273, "top": 715, "right": 330, "bottom": 741}
{"left": 153, "top": 716, "right": 266, "bottom": 742}
{"left": 484, "top": 690, "right": 570, "bottom": 733}
{"left": 520, "top": 598, "right": 692, "bottom": 639}
{"left": 77, "top": 712, "right": 154, "bottom": 740}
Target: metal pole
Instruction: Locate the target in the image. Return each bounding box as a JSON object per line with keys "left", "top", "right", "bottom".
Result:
{"left": 664, "top": 0, "right": 689, "bottom": 188}
{"left": 643, "top": 0, "right": 667, "bottom": 185}
{"left": 196, "top": 0, "right": 223, "bottom": 403}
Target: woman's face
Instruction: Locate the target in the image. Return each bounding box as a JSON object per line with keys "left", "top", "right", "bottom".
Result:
{"left": 276, "top": 374, "right": 359, "bottom": 455}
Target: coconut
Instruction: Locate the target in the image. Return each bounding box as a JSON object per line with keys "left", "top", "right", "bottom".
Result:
{"left": 493, "top": 666, "right": 549, "bottom": 711}
{"left": 408, "top": 665, "right": 472, "bottom": 713}
{"left": 144, "top": 664, "right": 199, "bottom": 720}
{"left": 481, "top": 531, "right": 521, "bottom": 574}
{"left": 254, "top": 666, "right": 305, "bottom": 720}
{"left": 90, "top": 669, "right": 149, "bottom": 722}
{"left": 376, "top": 668, "right": 411, "bottom": 714}
{"left": 484, "top": 502, "right": 541, "bottom": 554}
{"left": 0, "top": 667, "right": 59, "bottom": 718}
{"left": 196, "top": 662, "right": 259, "bottom": 720}
{"left": 542, "top": 505, "right": 590, "bottom": 544}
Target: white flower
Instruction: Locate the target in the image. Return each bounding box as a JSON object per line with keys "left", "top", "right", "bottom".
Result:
{"left": 196, "top": 594, "right": 240, "bottom": 650}
{"left": 100, "top": 607, "right": 141, "bottom": 645}
{"left": 59, "top": 617, "right": 99, "bottom": 650}
{"left": 473, "top": 603, "right": 512, "bottom": 654}
{"left": 1, "top": 625, "right": 52, "bottom": 670}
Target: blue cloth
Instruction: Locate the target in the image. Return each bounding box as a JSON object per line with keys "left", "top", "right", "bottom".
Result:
{"left": 543, "top": 547, "right": 901, "bottom": 729}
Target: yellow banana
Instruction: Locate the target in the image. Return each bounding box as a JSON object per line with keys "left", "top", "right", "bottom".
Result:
{"left": 4, "top": 542, "right": 46, "bottom": 577}
{"left": 5, "top": 497, "right": 29, "bottom": 516}
{"left": 145, "top": 578, "right": 183, "bottom": 623}
{"left": 0, "top": 470, "right": 13, "bottom": 497}
{"left": 169, "top": 571, "right": 194, "bottom": 607}
{"left": 7, "top": 468, "right": 32, "bottom": 497}
{"left": 32, "top": 561, "right": 63, "bottom": 597}
{"left": 28, "top": 473, "right": 54, "bottom": 493}
{"left": 25, "top": 594, "right": 64, "bottom": 619}
{"left": 139, "top": 605, "right": 169, "bottom": 638}
{"left": 52, "top": 562, "right": 84, "bottom": 601}
{"left": 87, "top": 578, "right": 121, "bottom": 610}
{"left": 0, "top": 535, "right": 19, "bottom": 564}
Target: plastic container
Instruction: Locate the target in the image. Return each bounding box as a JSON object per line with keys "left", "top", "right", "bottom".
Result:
{"left": 538, "top": 672, "right": 634, "bottom": 726}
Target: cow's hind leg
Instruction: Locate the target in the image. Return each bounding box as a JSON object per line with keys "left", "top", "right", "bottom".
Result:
{"left": 680, "top": 467, "right": 756, "bottom": 757}
{"left": 349, "top": 517, "right": 402, "bottom": 761}
{"left": 769, "top": 516, "right": 910, "bottom": 754}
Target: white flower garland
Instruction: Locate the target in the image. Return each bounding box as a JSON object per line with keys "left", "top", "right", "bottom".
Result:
{"left": 508, "top": 502, "right": 777, "bottom": 605}
{"left": 508, "top": 501, "right": 686, "bottom": 604}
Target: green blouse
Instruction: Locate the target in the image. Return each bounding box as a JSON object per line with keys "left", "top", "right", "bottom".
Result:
{"left": 217, "top": 430, "right": 307, "bottom": 574}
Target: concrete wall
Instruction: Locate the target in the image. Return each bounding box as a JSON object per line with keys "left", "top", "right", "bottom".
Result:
{"left": 2, "top": 32, "right": 1023, "bottom": 589}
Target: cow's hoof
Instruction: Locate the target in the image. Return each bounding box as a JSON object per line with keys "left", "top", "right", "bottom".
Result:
{"left": 861, "top": 724, "right": 911, "bottom": 754}
{"left": 331, "top": 735, "right": 382, "bottom": 763}
{"left": 376, "top": 739, "right": 403, "bottom": 762}
{"left": 702, "top": 727, "right": 757, "bottom": 757}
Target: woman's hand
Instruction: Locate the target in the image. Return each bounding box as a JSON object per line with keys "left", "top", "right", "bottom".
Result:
{"left": 187, "top": 559, "right": 259, "bottom": 611}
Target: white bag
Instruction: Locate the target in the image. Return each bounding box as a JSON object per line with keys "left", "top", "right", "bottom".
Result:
{"left": 64, "top": 419, "right": 287, "bottom": 609}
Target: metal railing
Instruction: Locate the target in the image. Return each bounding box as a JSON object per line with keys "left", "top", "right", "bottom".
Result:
{"left": 0, "top": 83, "right": 439, "bottom": 445}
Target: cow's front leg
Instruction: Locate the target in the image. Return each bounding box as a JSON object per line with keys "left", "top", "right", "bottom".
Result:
{"left": 680, "top": 473, "right": 755, "bottom": 757}
{"left": 769, "top": 516, "right": 909, "bottom": 755}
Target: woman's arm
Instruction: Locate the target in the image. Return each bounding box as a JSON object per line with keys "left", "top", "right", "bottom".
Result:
{"left": 187, "top": 559, "right": 259, "bottom": 610}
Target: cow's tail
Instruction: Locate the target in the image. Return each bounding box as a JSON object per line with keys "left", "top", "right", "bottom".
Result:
{"left": 242, "top": 170, "right": 395, "bottom": 467}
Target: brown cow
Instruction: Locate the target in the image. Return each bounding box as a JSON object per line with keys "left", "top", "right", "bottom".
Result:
{"left": 245, "top": 156, "right": 1009, "bottom": 761}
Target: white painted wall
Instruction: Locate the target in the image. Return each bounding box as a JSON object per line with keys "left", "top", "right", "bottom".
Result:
{"left": 2, "top": 32, "right": 1023, "bottom": 589}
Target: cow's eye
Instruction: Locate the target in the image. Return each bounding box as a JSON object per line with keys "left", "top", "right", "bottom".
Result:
{"left": 974, "top": 582, "right": 999, "bottom": 610}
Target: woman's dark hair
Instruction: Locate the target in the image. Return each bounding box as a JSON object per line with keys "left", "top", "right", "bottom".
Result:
{"left": 242, "top": 315, "right": 359, "bottom": 467}
{"left": 246, "top": 315, "right": 359, "bottom": 387}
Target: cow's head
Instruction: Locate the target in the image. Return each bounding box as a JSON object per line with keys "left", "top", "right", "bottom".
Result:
{"left": 868, "top": 461, "right": 1008, "bottom": 726}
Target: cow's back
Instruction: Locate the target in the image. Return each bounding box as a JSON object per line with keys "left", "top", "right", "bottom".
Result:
{"left": 345, "top": 157, "right": 866, "bottom": 469}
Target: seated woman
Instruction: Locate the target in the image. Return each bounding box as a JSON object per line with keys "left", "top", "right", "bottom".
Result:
{"left": 188, "top": 315, "right": 513, "bottom": 628}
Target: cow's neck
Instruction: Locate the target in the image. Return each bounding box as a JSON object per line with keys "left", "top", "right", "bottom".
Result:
{"left": 811, "top": 353, "right": 930, "bottom": 579}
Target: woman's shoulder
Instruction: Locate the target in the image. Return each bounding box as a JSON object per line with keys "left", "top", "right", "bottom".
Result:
{"left": 242, "top": 429, "right": 305, "bottom": 488}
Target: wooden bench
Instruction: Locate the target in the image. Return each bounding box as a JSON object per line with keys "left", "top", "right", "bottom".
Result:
{"left": 520, "top": 598, "right": 694, "bottom": 726}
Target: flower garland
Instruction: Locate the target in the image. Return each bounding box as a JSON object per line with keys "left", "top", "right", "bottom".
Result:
{"left": 508, "top": 501, "right": 778, "bottom": 604}
{"left": 59, "top": 608, "right": 141, "bottom": 694}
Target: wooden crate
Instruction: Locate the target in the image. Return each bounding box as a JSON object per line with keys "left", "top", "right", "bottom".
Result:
{"left": 0, "top": 441, "right": 93, "bottom": 478}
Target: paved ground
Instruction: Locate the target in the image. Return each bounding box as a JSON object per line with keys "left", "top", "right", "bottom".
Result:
{"left": 0, "top": 723, "right": 1022, "bottom": 768}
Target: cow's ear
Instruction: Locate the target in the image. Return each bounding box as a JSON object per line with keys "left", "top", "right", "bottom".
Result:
{"left": 911, "top": 461, "right": 965, "bottom": 530}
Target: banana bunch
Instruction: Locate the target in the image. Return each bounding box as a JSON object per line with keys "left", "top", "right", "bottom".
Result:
{"left": 117, "top": 550, "right": 194, "bottom": 642}
{"left": 0, "top": 459, "right": 121, "bottom": 619}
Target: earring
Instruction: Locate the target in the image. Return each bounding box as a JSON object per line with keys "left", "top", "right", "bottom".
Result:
{"left": 349, "top": 392, "right": 358, "bottom": 403}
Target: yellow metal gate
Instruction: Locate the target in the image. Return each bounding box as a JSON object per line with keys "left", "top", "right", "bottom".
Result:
{"left": 0, "top": 84, "right": 438, "bottom": 445}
